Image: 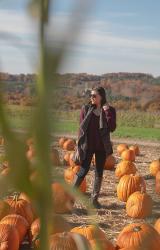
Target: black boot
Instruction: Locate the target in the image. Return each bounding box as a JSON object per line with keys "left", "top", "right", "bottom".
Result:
{"left": 91, "top": 177, "right": 103, "bottom": 209}
{"left": 72, "top": 174, "right": 84, "bottom": 188}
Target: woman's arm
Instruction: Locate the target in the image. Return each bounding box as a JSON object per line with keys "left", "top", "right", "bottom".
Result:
{"left": 103, "top": 105, "right": 116, "bottom": 132}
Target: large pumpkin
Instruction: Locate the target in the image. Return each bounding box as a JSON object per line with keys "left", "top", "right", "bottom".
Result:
{"left": 0, "top": 200, "right": 11, "bottom": 220}
{"left": 0, "top": 223, "right": 19, "bottom": 250}
{"left": 0, "top": 214, "right": 29, "bottom": 243}
{"left": 51, "top": 182, "right": 75, "bottom": 214}
{"left": 126, "top": 191, "right": 152, "bottom": 218}
{"left": 64, "top": 166, "right": 87, "bottom": 193}
{"left": 71, "top": 224, "right": 106, "bottom": 241}
{"left": 104, "top": 155, "right": 116, "bottom": 170}
{"left": 117, "top": 174, "right": 146, "bottom": 202}
{"left": 116, "top": 223, "right": 160, "bottom": 250}
{"left": 5, "top": 196, "right": 34, "bottom": 225}
{"left": 63, "top": 139, "right": 76, "bottom": 151}
{"left": 115, "top": 161, "right": 137, "bottom": 179}
{"left": 30, "top": 214, "right": 71, "bottom": 248}
{"left": 150, "top": 159, "right": 160, "bottom": 176}
{"left": 117, "top": 144, "right": 128, "bottom": 156}
{"left": 121, "top": 149, "right": 135, "bottom": 162}
{"left": 156, "top": 171, "right": 160, "bottom": 194}
{"left": 50, "top": 148, "right": 60, "bottom": 166}
{"left": 59, "top": 137, "right": 67, "bottom": 148}
{"left": 129, "top": 145, "right": 140, "bottom": 156}
{"left": 49, "top": 232, "right": 90, "bottom": 250}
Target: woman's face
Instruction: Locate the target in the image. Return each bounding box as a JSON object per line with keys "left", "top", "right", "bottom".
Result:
{"left": 90, "top": 90, "right": 101, "bottom": 106}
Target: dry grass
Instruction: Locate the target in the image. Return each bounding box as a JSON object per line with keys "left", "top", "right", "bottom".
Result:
{"left": 54, "top": 140, "right": 160, "bottom": 245}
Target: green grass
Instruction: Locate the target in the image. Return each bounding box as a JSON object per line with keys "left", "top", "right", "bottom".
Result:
{"left": 1, "top": 104, "right": 160, "bottom": 141}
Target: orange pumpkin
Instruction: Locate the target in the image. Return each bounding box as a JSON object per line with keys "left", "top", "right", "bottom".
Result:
{"left": 18, "top": 192, "right": 37, "bottom": 218}
{"left": 71, "top": 224, "right": 106, "bottom": 241}
{"left": 0, "top": 224, "right": 19, "bottom": 250}
{"left": 64, "top": 152, "right": 72, "bottom": 165}
{"left": 121, "top": 149, "right": 135, "bottom": 162}
{"left": 0, "top": 200, "right": 11, "bottom": 220}
{"left": 104, "top": 155, "right": 116, "bottom": 170}
{"left": 115, "top": 161, "right": 137, "bottom": 179}
{"left": 129, "top": 145, "right": 140, "bottom": 156}
{"left": 26, "top": 146, "right": 36, "bottom": 161}
{"left": 154, "top": 218, "right": 160, "bottom": 234}
{"left": 150, "top": 159, "right": 160, "bottom": 176}
{"left": 0, "top": 167, "right": 10, "bottom": 177}
{"left": 64, "top": 166, "right": 86, "bottom": 193}
{"left": 50, "top": 148, "right": 60, "bottom": 166}
{"left": 156, "top": 171, "right": 160, "bottom": 194}
{"left": 30, "top": 214, "right": 71, "bottom": 247}
{"left": 69, "top": 152, "right": 77, "bottom": 167}
{"left": 126, "top": 191, "right": 152, "bottom": 218}
{"left": 63, "top": 139, "right": 76, "bottom": 151}
{"left": 51, "top": 182, "right": 75, "bottom": 214}
{"left": 0, "top": 214, "right": 29, "bottom": 243}
{"left": 116, "top": 223, "right": 160, "bottom": 250}
{"left": 5, "top": 196, "right": 34, "bottom": 225}
{"left": 59, "top": 137, "right": 68, "bottom": 148}
{"left": 117, "top": 144, "right": 128, "bottom": 156}
{"left": 117, "top": 174, "right": 146, "bottom": 202}
{"left": 49, "top": 232, "right": 90, "bottom": 250}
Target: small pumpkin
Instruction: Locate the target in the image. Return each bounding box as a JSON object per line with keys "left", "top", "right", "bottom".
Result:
{"left": 64, "top": 152, "right": 72, "bottom": 165}
{"left": 115, "top": 161, "right": 137, "bottom": 179}
{"left": 117, "top": 174, "right": 146, "bottom": 202}
{"left": 50, "top": 148, "right": 60, "bottom": 166}
{"left": 156, "top": 171, "right": 160, "bottom": 194}
{"left": 0, "top": 223, "right": 19, "bottom": 250}
{"left": 0, "top": 214, "right": 29, "bottom": 243}
{"left": 150, "top": 159, "right": 160, "bottom": 177}
{"left": 71, "top": 224, "right": 106, "bottom": 241}
{"left": 0, "top": 200, "right": 11, "bottom": 220}
{"left": 121, "top": 149, "right": 135, "bottom": 162}
{"left": 59, "top": 137, "right": 68, "bottom": 148}
{"left": 64, "top": 166, "right": 87, "bottom": 193}
{"left": 52, "top": 182, "right": 75, "bottom": 214}
{"left": 69, "top": 152, "right": 77, "bottom": 167}
{"left": 126, "top": 190, "right": 152, "bottom": 218}
{"left": 5, "top": 195, "right": 34, "bottom": 225}
{"left": 0, "top": 167, "right": 10, "bottom": 177}
{"left": 129, "top": 145, "right": 140, "bottom": 156}
{"left": 63, "top": 139, "right": 76, "bottom": 151}
{"left": 104, "top": 155, "right": 116, "bottom": 170}
{"left": 49, "top": 232, "right": 90, "bottom": 250}
{"left": 116, "top": 223, "right": 160, "bottom": 250}
{"left": 117, "top": 144, "right": 128, "bottom": 156}
{"left": 26, "top": 145, "right": 36, "bottom": 161}
{"left": 154, "top": 218, "right": 160, "bottom": 234}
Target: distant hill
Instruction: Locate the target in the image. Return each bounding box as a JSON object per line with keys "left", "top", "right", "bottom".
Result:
{"left": 1, "top": 72, "right": 160, "bottom": 111}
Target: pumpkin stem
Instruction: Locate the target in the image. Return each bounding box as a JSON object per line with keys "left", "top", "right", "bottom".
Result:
{"left": 133, "top": 226, "right": 142, "bottom": 232}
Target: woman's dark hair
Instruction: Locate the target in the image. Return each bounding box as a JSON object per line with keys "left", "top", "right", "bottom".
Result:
{"left": 88, "top": 86, "right": 107, "bottom": 107}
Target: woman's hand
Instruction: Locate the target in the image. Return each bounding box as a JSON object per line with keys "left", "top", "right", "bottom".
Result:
{"left": 102, "top": 104, "right": 110, "bottom": 111}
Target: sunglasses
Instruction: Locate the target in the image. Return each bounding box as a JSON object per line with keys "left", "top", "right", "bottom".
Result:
{"left": 90, "top": 94, "right": 97, "bottom": 98}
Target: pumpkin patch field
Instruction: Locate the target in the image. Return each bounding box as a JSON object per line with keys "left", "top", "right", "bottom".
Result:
{"left": 0, "top": 137, "right": 159, "bottom": 250}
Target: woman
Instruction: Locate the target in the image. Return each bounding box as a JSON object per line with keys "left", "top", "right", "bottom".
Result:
{"left": 73, "top": 86, "right": 116, "bottom": 209}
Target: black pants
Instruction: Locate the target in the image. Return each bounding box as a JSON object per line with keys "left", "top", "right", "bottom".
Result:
{"left": 77, "top": 150, "right": 106, "bottom": 179}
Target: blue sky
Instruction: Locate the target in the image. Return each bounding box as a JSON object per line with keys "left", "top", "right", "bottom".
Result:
{"left": 0, "top": 0, "right": 160, "bottom": 76}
